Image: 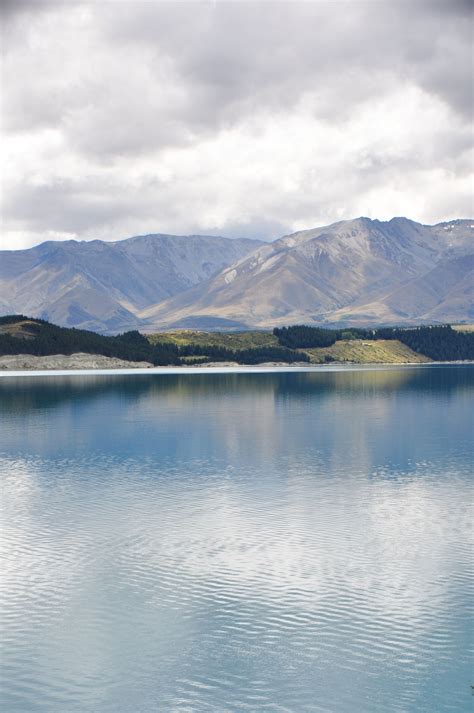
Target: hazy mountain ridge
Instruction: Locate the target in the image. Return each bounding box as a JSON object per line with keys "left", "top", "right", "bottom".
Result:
{"left": 1, "top": 218, "right": 472, "bottom": 331}
{"left": 141, "top": 218, "right": 473, "bottom": 329}
{"left": 0, "top": 234, "right": 263, "bottom": 332}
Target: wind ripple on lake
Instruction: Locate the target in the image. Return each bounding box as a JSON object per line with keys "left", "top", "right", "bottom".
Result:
{"left": 0, "top": 368, "right": 473, "bottom": 712}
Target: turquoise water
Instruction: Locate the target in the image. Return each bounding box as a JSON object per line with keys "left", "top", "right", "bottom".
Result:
{"left": 0, "top": 365, "right": 472, "bottom": 712}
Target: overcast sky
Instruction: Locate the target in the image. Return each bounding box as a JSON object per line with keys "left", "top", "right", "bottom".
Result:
{"left": 1, "top": 0, "right": 473, "bottom": 249}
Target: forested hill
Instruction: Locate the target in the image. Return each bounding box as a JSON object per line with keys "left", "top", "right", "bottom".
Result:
{"left": 0, "top": 316, "right": 307, "bottom": 366}
{"left": 1, "top": 316, "right": 473, "bottom": 366}
{"left": 273, "top": 324, "right": 474, "bottom": 362}
{"left": 0, "top": 316, "right": 181, "bottom": 365}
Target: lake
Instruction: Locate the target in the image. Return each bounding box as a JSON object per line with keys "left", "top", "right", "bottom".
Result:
{"left": 0, "top": 365, "right": 472, "bottom": 712}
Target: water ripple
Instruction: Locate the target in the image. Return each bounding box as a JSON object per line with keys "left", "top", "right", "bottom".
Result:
{"left": 0, "top": 367, "right": 473, "bottom": 712}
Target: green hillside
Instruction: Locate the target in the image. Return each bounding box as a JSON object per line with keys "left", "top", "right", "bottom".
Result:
{"left": 453, "top": 324, "right": 474, "bottom": 333}
{"left": 304, "top": 339, "right": 430, "bottom": 364}
{"left": 0, "top": 316, "right": 180, "bottom": 365}
{"left": 1, "top": 317, "right": 473, "bottom": 366}
{"left": 148, "top": 330, "right": 430, "bottom": 363}
{"left": 148, "top": 330, "right": 278, "bottom": 349}
{"left": 0, "top": 318, "right": 303, "bottom": 365}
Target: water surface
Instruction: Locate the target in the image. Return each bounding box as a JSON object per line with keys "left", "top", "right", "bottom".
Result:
{"left": 1, "top": 366, "right": 473, "bottom": 712}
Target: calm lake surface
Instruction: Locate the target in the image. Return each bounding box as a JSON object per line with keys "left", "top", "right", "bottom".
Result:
{"left": 1, "top": 365, "right": 473, "bottom": 713}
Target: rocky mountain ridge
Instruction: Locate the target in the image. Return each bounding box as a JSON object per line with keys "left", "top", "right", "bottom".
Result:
{"left": 0, "top": 234, "right": 262, "bottom": 332}
{"left": 140, "top": 218, "right": 473, "bottom": 329}
{"left": 1, "top": 218, "right": 472, "bottom": 331}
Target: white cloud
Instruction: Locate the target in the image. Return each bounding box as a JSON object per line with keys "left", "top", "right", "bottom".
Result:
{"left": 1, "top": 0, "right": 472, "bottom": 249}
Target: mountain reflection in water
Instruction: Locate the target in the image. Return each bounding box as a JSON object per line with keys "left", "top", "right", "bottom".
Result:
{"left": 1, "top": 365, "right": 473, "bottom": 712}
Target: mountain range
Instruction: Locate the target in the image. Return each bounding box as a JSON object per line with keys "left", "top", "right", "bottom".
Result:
{"left": 0, "top": 234, "right": 262, "bottom": 332}
{"left": 1, "top": 218, "right": 472, "bottom": 332}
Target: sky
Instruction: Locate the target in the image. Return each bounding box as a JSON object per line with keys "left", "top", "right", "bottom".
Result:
{"left": 1, "top": 0, "right": 473, "bottom": 249}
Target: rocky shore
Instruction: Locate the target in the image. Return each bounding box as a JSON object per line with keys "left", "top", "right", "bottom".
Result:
{"left": 0, "top": 353, "right": 154, "bottom": 370}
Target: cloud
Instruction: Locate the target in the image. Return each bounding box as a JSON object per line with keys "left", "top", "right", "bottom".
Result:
{"left": 1, "top": 0, "right": 472, "bottom": 249}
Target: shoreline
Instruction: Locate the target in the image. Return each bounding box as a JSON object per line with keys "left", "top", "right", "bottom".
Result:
{"left": 0, "top": 360, "right": 472, "bottom": 378}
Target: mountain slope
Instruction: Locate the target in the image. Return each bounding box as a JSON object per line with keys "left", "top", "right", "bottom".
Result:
{"left": 2, "top": 219, "right": 472, "bottom": 332}
{"left": 331, "top": 252, "right": 474, "bottom": 325}
{"left": 141, "top": 218, "right": 473, "bottom": 328}
{"left": 0, "top": 234, "right": 262, "bottom": 332}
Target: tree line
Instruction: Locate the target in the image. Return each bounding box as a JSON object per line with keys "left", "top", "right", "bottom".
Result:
{"left": 274, "top": 323, "right": 474, "bottom": 361}
{"left": 179, "top": 343, "right": 309, "bottom": 364}
{"left": 0, "top": 318, "right": 181, "bottom": 365}
{"left": 1, "top": 316, "right": 473, "bottom": 364}
{"left": 273, "top": 325, "right": 376, "bottom": 348}
{"left": 375, "top": 325, "right": 474, "bottom": 361}
{"left": 0, "top": 317, "right": 308, "bottom": 365}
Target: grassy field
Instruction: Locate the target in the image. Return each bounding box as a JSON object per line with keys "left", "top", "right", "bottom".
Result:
{"left": 148, "top": 330, "right": 278, "bottom": 349}
{"left": 148, "top": 332, "right": 431, "bottom": 363}
{"left": 452, "top": 324, "right": 474, "bottom": 333}
{"left": 1, "top": 317, "right": 469, "bottom": 365}
{"left": 304, "top": 339, "right": 430, "bottom": 364}
{"left": 0, "top": 319, "right": 39, "bottom": 340}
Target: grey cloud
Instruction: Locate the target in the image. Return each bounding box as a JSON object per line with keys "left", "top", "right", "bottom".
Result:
{"left": 100, "top": 0, "right": 473, "bottom": 118}
{"left": 3, "top": 1, "right": 472, "bottom": 151}
{"left": 3, "top": 177, "right": 163, "bottom": 234}
{"left": 0, "top": 0, "right": 48, "bottom": 19}
{"left": 203, "top": 216, "right": 291, "bottom": 243}
{"left": 1, "top": 0, "right": 472, "bottom": 247}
